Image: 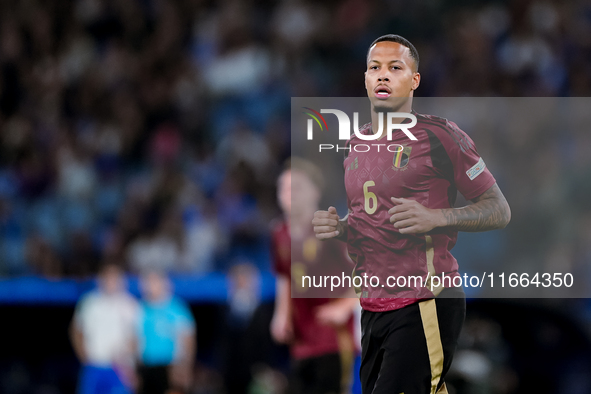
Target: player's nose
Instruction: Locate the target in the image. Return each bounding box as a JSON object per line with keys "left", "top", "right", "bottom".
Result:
{"left": 378, "top": 75, "right": 390, "bottom": 82}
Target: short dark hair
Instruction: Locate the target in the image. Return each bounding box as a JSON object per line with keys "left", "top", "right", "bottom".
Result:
{"left": 367, "top": 34, "right": 419, "bottom": 72}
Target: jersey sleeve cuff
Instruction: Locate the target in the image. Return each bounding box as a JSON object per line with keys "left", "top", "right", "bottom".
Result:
{"left": 460, "top": 177, "right": 496, "bottom": 201}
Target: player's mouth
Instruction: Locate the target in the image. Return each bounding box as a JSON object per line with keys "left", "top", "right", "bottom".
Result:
{"left": 374, "top": 85, "right": 392, "bottom": 99}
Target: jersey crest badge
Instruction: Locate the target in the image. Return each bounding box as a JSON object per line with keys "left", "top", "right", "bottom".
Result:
{"left": 392, "top": 146, "right": 412, "bottom": 170}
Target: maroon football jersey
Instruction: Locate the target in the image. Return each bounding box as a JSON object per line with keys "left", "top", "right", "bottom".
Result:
{"left": 344, "top": 111, "right": 496, "bottom": 312}
{"left": 271, "top": 219, "right": 355, "bottom": 360}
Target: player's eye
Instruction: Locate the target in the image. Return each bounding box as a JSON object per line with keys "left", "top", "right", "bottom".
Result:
{"left": 391, "top": 66, "right": 401, "bottom": 70}
{"left": 370, "top": 66, "right": 378, "bottom": 70}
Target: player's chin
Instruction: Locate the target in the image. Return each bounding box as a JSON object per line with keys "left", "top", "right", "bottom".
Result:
{"left": 369, "top": 96, "right": 409, "bottom": 112}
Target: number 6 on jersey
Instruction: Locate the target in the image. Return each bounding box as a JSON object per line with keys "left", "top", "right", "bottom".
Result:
{"left": 363, "top": 181, "right": 377, "bottom": 214}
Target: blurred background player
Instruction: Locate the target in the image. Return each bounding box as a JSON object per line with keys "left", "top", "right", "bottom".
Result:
{"left": 271, "top": 157, "right": 360, "bottom": 394}
{"left": 136, "top": 271, "right": 196, "bottom": 394}
{"left": 70, "top": 264, "right": 139, "bottom": 394}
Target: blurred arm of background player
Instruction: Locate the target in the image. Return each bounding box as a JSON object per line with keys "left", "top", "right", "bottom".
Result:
{"left": 315, "top": 296, "right": 359, "bottom": 359}
{"left": 170, "top": 325, "right": 196, "bottom": 391}
{"left": 270, "top": 274, "right": 293, "bottom": 344}
{"left": 315, "top": 297, "right": 359, "bottom": 327}
{"left": 69, "top": 321, "right": 87, "bottom": 364}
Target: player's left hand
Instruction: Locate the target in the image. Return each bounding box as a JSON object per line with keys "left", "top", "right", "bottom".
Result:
{"left": 389, "top": 197, "right": 444, "bottom": 234}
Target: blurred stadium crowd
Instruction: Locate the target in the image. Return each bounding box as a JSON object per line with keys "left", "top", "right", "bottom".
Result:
{"left": 2, "top": 0, "right": 591, "bottom": 393}
{"left": 2, "top": 0, "right": 591, "bottom": 277}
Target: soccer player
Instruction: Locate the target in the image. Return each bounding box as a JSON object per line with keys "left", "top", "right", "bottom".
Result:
{"left": 70, "top": 264, "right": 139, "bottom": 394}
{"left": 270, "top": 157, "right": 359, "bottom": 394}
{"left": 312, "top": 35, "right": 511, "bottom": 394}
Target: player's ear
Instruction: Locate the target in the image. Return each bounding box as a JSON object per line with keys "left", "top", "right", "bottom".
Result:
{"left": 412, "top": 72, "right": 421, "bottom": 90}
{"left": 364, "top": 71, "right": 367, "bottom": 89}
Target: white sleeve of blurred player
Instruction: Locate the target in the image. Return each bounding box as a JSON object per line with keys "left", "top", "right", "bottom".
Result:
{"left": 75, "top": 291, "right": 139, "bottom": 367}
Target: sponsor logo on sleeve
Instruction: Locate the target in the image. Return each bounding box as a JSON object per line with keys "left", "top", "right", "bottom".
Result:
{"left": 466, "top": 157, "right": 486, "bottom": 180}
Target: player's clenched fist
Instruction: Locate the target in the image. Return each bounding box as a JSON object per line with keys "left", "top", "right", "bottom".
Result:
{"left": 312, "top": 206, "right": 342, "bottom": 240}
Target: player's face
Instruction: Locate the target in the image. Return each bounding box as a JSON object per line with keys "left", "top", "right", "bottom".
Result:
{"left": 290, "top": 170, "right": 320, "bottom": 216}
{"left": 365, "top": 41, "right": 420, "bottom": 111}
{"left": 142, "top": 272, "right": 169, "bottom": 302}
{"left": 277, "top": 169, "right": 320, "bottom": 218}
{"left": 99, "top": 266, "right": 124, "bottom": 295}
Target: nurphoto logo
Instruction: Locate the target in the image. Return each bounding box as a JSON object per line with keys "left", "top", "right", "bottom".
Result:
{"left": 303, "top": 108, "right": 418, "bottom": 153}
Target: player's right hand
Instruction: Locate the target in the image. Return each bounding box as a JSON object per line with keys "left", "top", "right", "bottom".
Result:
{"left": 312, "top": 206, "right": 341, "bottom": 240}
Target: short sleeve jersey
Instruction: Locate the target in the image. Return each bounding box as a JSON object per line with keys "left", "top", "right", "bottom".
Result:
{"left": 271, "top": 219, "right": 356, "bottom": 360}
{"left": 74, "top": 290, "right": 139, "bottom": 366}
{"left": 344, "top": 111, "right": 496, "bottom": 312}
{"left": 137, "top": 296, "right": 196, "bottom": 366}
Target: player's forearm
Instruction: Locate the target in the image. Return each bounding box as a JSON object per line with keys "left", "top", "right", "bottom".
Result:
{"left": 439, "top": 185, "right": 511, "bottom": 232}
{"left": 70, "top": 326, "right": 87, "bottom": 362}
{"left": 273, "top": 277, "right": 291, "bottom": 316}
{"left": 339, "top": 296, "right": 360, "bottom": 310}
{"left": 439, "top": 201, "right": 508, "bottom": 232}
{"left": 178, "top": 332, "right": 196, "bottom": 363}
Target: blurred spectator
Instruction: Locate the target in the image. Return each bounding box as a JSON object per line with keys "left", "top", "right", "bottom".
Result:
{"left": 136, "top": 271, "right": 196, "bottom": 394}
{"left": 65, "top": 231, "right": 100, "bottom": 277}
{"left": 26, "top": 235, "right": 63, "bottom": 278}
{"left": 1, "top": 0, "right": 590, "bottom": 282}
{"left": 55, "top": 132, "right": 97, "bottom": 201}
{"left": 181, "top": 200, "right": 222, "bottom": 274}
{"left": 126, "top": 207, "right": 182, "bottom": 274}
{"left": 69, "top": 264, "right": 139, "bottom": 394}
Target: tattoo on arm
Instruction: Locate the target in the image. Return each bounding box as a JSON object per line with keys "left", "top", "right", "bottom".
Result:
{"left": 441, "top": 184, "right": 511, "bottom": 232}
